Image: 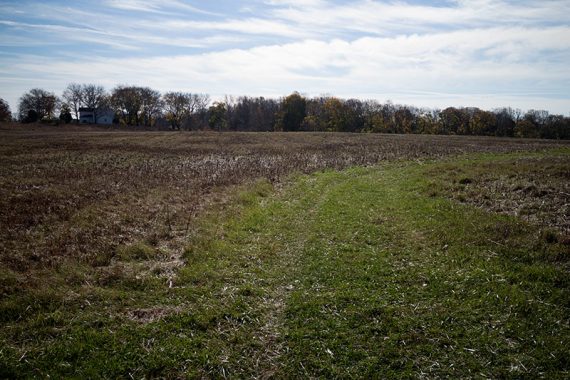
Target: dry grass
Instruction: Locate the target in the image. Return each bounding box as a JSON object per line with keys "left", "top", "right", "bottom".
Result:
{"left": 1, "top": 124, "right": 569, "bottom": 378}
{"left": 426, "top": 153, "right": 570, "bottom": 240}
{"left": 1, "top": 124, "right": 567, "bottom": 273}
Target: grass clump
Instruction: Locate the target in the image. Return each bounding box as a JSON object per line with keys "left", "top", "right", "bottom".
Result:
{"left": 117, "top": 241, "right": 158, "bottom": 261}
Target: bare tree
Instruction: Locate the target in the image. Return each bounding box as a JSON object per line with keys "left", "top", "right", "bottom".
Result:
{"left": 162, "top": 92, "right": 210, "bottom": 129}
{"left": 82, "top": 84, "right": 107, "bottom": 123}
{"left": 185, "top": 93, "right": 210, "bottom": 129}
{"left": 163, "top": 92, "right": 190, "bottom": 130}
{"left": 139, "top": 87, "right": 163, "bottom": 127}
{"left": 62, "top": 83, "right": 83, "bottom": 121}
{"left": 191, "top": 94, "right": 210, "bottom": 114}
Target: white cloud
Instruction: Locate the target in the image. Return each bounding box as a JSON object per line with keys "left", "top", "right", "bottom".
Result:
{"left": 268, "top": 0, "right": 570, "bottom": 36}
{"left": 5, "top": 0, "right": 569, "bottom": 52}
{"left": 1, "top": 0, "right": 569, "bottom": 115}
{"left": 2, "top": 26, "right": 568, "bottom": 114}
{"left": 104, "top": 0, "right": 219, "bottom": 15}
{"left": 157, "top": 18, "right": 309, "bottom": 39}
{"left": 264, "top": 0, "right": 325, "bottom": 6}
{"left": 0, "top": 19, "right": 245, "bottom": 50}
{"left": 105, "top": 0, "right": 162, "bottom": 12}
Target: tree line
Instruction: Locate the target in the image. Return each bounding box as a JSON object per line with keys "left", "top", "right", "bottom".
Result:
{"left": 3, "top": 85, "right": 569, "bottom": 139}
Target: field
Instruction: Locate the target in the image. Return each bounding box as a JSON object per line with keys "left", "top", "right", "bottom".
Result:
{"left": 1, "top": 125, "right": 569, "bottom": 378}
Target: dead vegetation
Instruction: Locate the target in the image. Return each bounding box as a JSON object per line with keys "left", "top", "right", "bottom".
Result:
{"left": 1, "top": 125, "right": 569, "bottom": 378}
{"left": 0, "top": 126, "right": 567, "bottom": 276}
{"left": 428, "top": 153, "right": 570, "bottom": 241}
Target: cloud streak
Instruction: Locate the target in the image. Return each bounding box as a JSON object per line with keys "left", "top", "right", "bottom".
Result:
{"left": 0, "top": 0, "right": 568, "bottom": 114}
{"left": 104, "top": 0, "right": 220, "bottom": 16}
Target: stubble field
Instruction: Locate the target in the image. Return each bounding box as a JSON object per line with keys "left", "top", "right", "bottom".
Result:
{"left": 1, "top": 126, "right": 565, "bottom": 271}
{"left": 1, "top": 124, "right": 569, "bottom": 378}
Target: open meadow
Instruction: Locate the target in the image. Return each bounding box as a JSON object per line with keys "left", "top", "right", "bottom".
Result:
{"left": 1, "top": 125, "right": 569, "bottom": 378}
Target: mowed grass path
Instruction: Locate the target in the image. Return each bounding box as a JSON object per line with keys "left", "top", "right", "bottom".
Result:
{"left": 2, "top": 150, "right": 569, "bottom": 378}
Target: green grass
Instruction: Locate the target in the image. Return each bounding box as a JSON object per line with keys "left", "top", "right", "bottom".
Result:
{"left": 1, "top": 150, "right": 569, "bottom": 378}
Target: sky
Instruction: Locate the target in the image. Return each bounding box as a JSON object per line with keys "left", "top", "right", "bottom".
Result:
{"left": 1, "top": 0, "right": 569, "bottom": 114}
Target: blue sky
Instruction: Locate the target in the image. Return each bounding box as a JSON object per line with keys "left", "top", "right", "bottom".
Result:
{"left": 1, "top": 0, "right": 569, "bottom": 114}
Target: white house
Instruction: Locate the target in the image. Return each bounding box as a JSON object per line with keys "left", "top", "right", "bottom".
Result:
{"left": 79, "top": 107, "right": 114, "bottom": 124}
